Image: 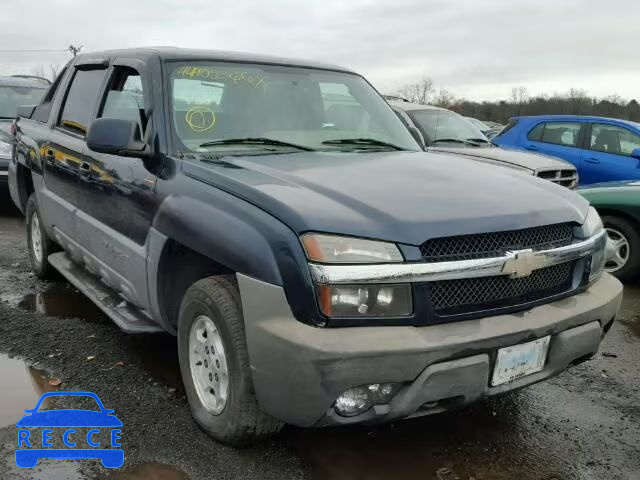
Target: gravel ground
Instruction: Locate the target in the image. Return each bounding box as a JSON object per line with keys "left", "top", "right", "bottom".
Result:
{"left": 0, "top": 203, "right": 639, "bottom": 480}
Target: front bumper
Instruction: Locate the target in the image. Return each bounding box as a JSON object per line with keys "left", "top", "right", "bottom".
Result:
{"left": 238, "top": 272, "right": 622, "bottom": 427}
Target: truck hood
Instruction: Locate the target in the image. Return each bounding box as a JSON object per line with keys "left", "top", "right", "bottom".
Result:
{"left": 429, "top": 145, "right": 573, "bottom": 173}
{"left": 183, "top": 150, "right": 588, "bottom": 246}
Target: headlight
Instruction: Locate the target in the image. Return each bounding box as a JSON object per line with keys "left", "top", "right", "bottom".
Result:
{"left": 578, "top": 207, "right": 603, "bottom": 238}
{"left": 301, "top": 233, "right": 403, "bottom": 263}
{"left": 0, "top": 140, "right": 11, "bottom": 157}
{"left": 317, "top": 284, "right": 413, "bottom": 317}
{"left": 588, "top": 234, "right": 607, "bottom": 283}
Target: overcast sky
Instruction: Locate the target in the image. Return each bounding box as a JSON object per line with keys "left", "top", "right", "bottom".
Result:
{"left": 0, "top": 0, "right": 637, "bottom": 101}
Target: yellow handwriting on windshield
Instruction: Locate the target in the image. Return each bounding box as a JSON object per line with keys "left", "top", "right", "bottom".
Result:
{"left": 175, "top": 66, "right": 266, "bottom": 88}
{"left": 186, "top": 106, "right": 217, "bottom": 132}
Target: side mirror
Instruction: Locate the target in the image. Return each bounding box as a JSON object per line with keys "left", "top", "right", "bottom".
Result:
{"left": 17, "top": 105, "right": 36, "bottom": 119}
{"left": 631, "top": 147, "right": 640, "bottom": 160}
{"left": 408, "top": 125, "right": 426, "bottom": 150}
{"left": 86, "top": 118, "right": 149, "bottom": 157}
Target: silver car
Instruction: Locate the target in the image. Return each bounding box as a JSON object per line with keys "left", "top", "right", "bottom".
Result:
{"left": 388, "top": 98, "right": 578, "bottom": 188}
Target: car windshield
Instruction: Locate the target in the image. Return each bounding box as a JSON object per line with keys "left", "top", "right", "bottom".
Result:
{"left": 409, "top": 109, "right": 488, "bottom": 145}
{"left": 465, "top": 117, "right": 489, "bottom": 130}
{"left": 0, "top": 85, "right": 46, "bottom": 118}
{"left": 168, "top": 62, "right": 420, "bottom": 154}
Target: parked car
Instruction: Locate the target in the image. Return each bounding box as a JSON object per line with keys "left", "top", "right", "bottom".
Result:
{"left": 0, "top": 76, "right": 49, "bottom": 192}
{"left": 388, "top": 99, "right": 578, "bottom": 188}
{"left": 10, "top": 47, "right": 621, "bottom": 446}
{"left": 578, "top": 180, "right": 640, "bottom": 281}
{"left": 492, "top": 115, "right": 640, "bottom": 185}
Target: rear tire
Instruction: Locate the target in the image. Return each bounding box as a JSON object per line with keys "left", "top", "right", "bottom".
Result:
{"left": 25, "top": 194, "right": 59, "bottom": 279}
{"left": 177, "top": 275, "right": 283, "bottom": 446}
{"left": 602, "top": 215, "right": 640, "bottom": 282}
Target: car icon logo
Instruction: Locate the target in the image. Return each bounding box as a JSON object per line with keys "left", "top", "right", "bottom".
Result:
{"left": 15, "top": 391, "right": 124, "bottom": 468}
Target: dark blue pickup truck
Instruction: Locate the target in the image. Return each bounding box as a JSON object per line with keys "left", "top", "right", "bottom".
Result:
{"left": 8, "top": 48, "right": 622, "bottom": 446}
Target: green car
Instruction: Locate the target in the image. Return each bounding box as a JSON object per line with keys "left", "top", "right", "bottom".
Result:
{"left": 579, "top": 181, "right": 640, "bottom": 282}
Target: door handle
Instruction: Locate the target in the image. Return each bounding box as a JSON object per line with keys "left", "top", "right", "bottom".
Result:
{"left": 585, "top": 157, "right": 600, "bottom": 164}
{"left": 525, "top": 144, "right": 539, "bottom": 151}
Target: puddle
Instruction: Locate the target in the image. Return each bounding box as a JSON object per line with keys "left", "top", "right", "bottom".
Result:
{"left": 0, "top": 354, "right": 59, "bottom": 427}
{"left": 2, "top": 283, "right": 108, "bottom": 323}
{"left": 287, "top": 395, "right": 573, "bottom": 480}
{"left": 108, "top": 463, "right": 190, "bottom": 479}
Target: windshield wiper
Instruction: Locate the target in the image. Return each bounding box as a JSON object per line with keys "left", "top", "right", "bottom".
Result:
{"left": 321, "top": 138, "right": 406, "bottom": 151}
{"left": 199, "top": 137, "right": 314, "bottom": 151}
{"left": 431, "top": 138, "right": 481, "bottom": 146}
{"left": 466, "top": 137, "right": 489, "bottom": 144}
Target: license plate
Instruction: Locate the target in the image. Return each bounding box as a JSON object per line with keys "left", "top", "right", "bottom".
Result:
{"left": 491, "top": 336, "right": 550, "bottom": 386}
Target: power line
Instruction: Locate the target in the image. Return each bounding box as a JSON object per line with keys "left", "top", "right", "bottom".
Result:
{"left": 0, "top": 49, "right": 68, "bottom": 53}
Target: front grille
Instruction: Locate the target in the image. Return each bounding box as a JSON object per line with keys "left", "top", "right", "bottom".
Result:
{"left": 430, "top": 261, "right": 575, "bottom": 316}
{"left": 536, "top": 169, "right": 578, "bottom": 188}
{"left": 421, "top": 223, "right": 574, "bottom": 263}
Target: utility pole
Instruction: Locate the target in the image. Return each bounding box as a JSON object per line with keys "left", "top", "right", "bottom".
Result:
{"left": 68, "top": 44, "right": 84, "bottom": 57}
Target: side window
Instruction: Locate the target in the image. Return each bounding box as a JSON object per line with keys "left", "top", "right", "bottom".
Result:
{"left": 58, "top": 68, "right": 107, "bottom": 136}
{"left": 99, "top": 67, "right": 147, "bottom": 133}
{"left": 527, "top": 123, "right": 544, "bottom": 141}
{"left": 538, "top": 122, "right": 582, "bottom": 147}
{"left": 31, "top": 67, "right": 68, "bottom": 123}
{"left": 590, "top": 124, "right": 640, "bottom": 156}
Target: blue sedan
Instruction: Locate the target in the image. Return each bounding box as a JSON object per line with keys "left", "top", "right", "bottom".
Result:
{"left": 492, "top": 115, "right": 640, "bottom": 185}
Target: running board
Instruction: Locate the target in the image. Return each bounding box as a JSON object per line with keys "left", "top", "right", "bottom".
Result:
{"left": 48, "top": 252, "right": 162, "bottom": 333}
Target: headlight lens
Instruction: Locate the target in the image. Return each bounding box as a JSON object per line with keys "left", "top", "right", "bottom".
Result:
{"left": 578, "top": 207, "right": 603, "bottom": 238}
{"left": 317, "top": 284, "right": 412, "bottom": 317}
{"left": 589, "top": 234, "right": 607, "bottom": 283}
{"left": 0, "top": 140, "right": 11, "bottom": 157}
{"left": 301, "top": 233, "right": 403, "bottom": 263}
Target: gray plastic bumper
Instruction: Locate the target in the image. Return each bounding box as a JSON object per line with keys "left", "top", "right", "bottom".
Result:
{"left": 237, "top": 273, "right": 622, "bottom": 427}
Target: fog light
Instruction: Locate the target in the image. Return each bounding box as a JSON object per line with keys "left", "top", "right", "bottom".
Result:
{"left": 334, "top": 387, "right": 371, "bottom": 417}
{"left": 334, "top": 383, "right": 401, "bottom": 417}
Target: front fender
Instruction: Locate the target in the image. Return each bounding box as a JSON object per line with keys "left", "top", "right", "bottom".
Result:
{"left": 151, "top": 194, "right": 320, "bottom": 326}
{"left": 153, "top": 195, "right": 282, "bottom": 285}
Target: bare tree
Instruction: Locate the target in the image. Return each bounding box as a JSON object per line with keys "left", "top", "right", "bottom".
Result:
{"left": 433, "top": 88, "right": 455, "bottom": 108}
{"left": 397, "top": 77, "right": 434, "bottom": 105}
{"left": 68, "top": 44, "right": 84, "bottom": 57}
{"left": 510, "top": 86, "right": 529, "bottom": 104}
{"left": 30, "top": 64, "right": 61, "bottom": 82}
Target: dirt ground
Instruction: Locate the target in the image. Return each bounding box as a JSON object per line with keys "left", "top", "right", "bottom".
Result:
{"left": 0, "top": 203, "right": 639, "bottom": 480}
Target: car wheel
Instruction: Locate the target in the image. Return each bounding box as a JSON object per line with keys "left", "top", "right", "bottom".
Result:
{"left": 602, "top": 215, "right": 640, "bottom": 282}
{"left": 25, "top": 194, "right": 59, "bottom": 279}
{"left": 178, "top": 275, "right": 283, "bottom": 446}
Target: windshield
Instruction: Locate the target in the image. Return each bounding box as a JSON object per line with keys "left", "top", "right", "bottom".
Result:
{"left": 168, "top": 62, "right": 420, "bottom": 154}
{"left": 408, "top": 109, "right": 488, "bottom": 145}
{"left": 465, "top": 117, "right": 489, "bottom": 130}
{"left": 0, "top": 85, "right": 46, "bottom": 118}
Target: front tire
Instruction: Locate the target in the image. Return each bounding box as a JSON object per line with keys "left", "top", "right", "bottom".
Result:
{"left": 602, "top": 215, "right": 640, "bottom": 282}
{"left": 178, "top": 276, "right": 282, "bottom": 446}
{"left": 25, "top": 194, "right": 59, "bottom": 279}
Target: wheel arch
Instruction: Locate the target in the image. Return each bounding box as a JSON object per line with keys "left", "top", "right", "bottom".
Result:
{"left": 148, "top": 195, "right": 309, "bottom": 331}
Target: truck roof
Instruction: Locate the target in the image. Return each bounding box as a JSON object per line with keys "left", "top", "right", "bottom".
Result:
{"left": 74, "top": 46, "right": 356, "bottom": 74}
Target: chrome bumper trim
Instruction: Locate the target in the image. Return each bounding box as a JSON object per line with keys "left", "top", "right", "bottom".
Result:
{"left": 309, "top": 230, "right": 607, "bottom": 285}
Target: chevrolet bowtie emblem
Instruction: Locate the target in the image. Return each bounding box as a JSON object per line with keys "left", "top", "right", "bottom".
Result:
{"left": 502, "top": 250, "right": 546, "bottom": 278}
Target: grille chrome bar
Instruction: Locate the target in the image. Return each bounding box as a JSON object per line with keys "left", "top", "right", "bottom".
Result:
{"left": 309, "top": 230, "right": 606, "bottom": 285}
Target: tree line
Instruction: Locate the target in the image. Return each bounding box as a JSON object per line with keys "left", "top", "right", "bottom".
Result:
{"left": 396, "top": 78, "right": 640, "bottom": 124}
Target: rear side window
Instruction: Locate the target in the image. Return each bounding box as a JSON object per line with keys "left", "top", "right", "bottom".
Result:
{"left": 58, "top": 68, "right": 107, "bottom": 136}
{"left": 590, "top": 123, "right": 640, "bottom": 156}
{"left": 528, "top": 122, "right": 582, "bottom": 147}
{"left": 31, "top": 67, "right": 68, "bottom": 123}
{"left": 527, "top": 123, "right": 544, "bottom": 141}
